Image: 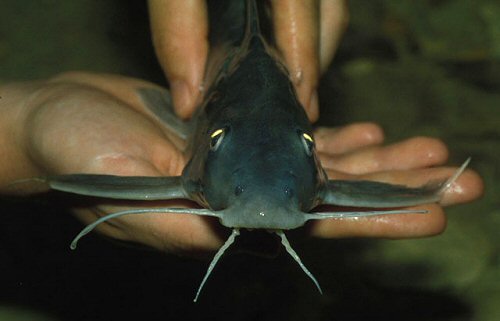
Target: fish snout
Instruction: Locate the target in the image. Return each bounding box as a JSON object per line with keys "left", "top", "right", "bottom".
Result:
{"left": 219, "top": 193, "right": 306, "bottom": 230}
{"left": 232, "top": 183, "right": 295, "bottom": 201}
{"left": 231, "top": 168, "right": 299, "bottom": 201}
{"left": 217, "top": 168, "right": 314, "bottom": 229}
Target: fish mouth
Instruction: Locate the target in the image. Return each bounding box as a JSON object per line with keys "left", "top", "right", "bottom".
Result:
{"left": 217, "top": 206, "right": 308, "bottom": 230}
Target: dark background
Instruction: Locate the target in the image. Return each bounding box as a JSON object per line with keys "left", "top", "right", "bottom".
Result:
{"left": 1, "top": 1, "right": 499, "bottom": 320}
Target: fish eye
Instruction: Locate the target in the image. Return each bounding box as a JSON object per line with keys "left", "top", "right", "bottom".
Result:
{"left": 210, "top": 128, "right": 226, "bottom": 151}
{"left": 300, "top": 132, "right": 315, "bottom": 156}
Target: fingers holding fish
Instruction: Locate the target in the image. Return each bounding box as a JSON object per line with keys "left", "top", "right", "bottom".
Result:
{"left": 271, "top": 0, "right": 348, "bottom": 120}
{"left": 318, "top": 0, "right": 349, "bottom": 72}
{"left": 319, "top": 136, "right": 449, "bottom": 175}
{"left": 148, "top": 0, "right": 208, "bottom": 119}
{"left": 271, "top": 0, "right": 321, "bottom": 121}
{"left": 314, "top": 122, "right": 384, "bottom": 155}
{"left": 148, "top": 0, "right": 349, "bottom": 122}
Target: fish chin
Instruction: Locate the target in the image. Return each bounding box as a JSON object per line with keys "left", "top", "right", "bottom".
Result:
{"left": 218, "top": 206, "right": 307, "bottom": 230}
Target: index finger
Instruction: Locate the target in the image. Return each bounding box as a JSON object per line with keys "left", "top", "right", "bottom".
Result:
{"left": 271, "top": 0, "right": 320, "bottom": 121}
{"left": 148, "top": 0, "right": 208, "bottom": 119}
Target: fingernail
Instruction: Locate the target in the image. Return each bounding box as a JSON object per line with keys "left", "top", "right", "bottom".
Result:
{"left": 170, "top": 80, "right": 193, "bottom": 119}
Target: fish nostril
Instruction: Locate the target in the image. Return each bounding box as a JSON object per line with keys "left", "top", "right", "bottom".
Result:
{"left": 235, "top": 185, "right": 244, "bottom": 196}
{"left": 284, "top": 187, "right": 294, "bottom": 199}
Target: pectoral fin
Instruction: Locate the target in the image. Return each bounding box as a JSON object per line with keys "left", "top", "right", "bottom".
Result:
{"left": 322, "top": 180, "right": 441, "bottom": 208}
{"left": 321, "top": 158, "right": 470, "bottom": 208}
{"left": 43, "top": 174, "right": 188, "bottom": 200}
{"left": 307, "top": 180, "right": 439, "bottom": 221}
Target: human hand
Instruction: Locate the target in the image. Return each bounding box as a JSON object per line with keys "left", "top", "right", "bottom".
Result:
{"left": 5, "top": 72, "right": 223, "bottom": 253}
{"left": 148, "top": 0, "right": 348, "bottom": 121}
{"left": 311, "top": 123, "right": 484, "bottom": 239}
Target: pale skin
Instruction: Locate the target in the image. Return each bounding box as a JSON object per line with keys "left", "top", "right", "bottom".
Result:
{"left": 0, "top": 1, "right": 484, "bottom": 254}
{"left": 0, "top": 72, "right": 483, "bottom": 254}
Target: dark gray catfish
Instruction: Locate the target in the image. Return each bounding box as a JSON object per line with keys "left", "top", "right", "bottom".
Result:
{"left": 16, "top": 1, "right": 467, "bottom": 301}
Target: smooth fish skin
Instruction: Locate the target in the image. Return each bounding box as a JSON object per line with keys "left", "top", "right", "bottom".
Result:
{"left": 9, "top": 0, "right": 469, "bottom": 301}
